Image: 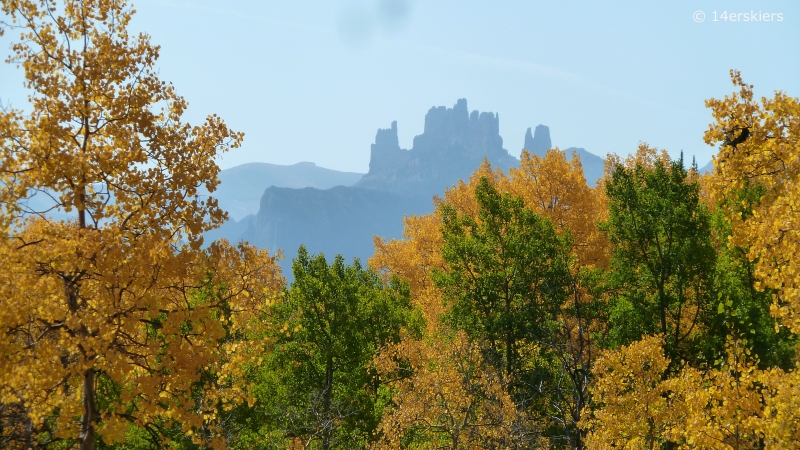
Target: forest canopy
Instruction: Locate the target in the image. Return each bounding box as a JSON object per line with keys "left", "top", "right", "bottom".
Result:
{"left": 1, "top": 1, "right": 799, "bottom": 449}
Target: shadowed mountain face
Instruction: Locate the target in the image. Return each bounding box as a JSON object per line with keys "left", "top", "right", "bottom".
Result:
{"left": 209, "top": 101, "right": 607, "bottom": 278}
{"left": 240, "top": 186, "right": 431, "bottom": 265}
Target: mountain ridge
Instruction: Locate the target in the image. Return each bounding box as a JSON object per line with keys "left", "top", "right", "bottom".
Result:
{"left": 207, "top": 100, "right": 607, "bottom": 277}
{"left": 205, "top": 161, "right": 364, "bottom": 221}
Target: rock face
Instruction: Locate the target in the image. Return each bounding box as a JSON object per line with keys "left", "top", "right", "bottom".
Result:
{"left": 241, "top": 186, "right": 431, "bottom": 267}
{"left": 368, "top": 121, "right": 408, "bottom": 174}
{"left": 356, "top": 99, "right": 518, "bottom": 197}
{"left": 524, "top": 124, "right": 552, "bottom": 156}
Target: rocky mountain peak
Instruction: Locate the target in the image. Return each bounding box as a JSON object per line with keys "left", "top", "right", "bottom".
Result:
{"left": 356, "top": 99, "right": 517, "bottom": 196}
{"left": 369, "top": 120, "right": 405, "bottom": 173}
{"left": 524, "top": 124, "right": 552, "bottom": 156}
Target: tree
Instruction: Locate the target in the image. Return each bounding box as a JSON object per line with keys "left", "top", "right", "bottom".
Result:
{"left": 505, "top": 149, "right": 610, "bottom": 269}
{"left": 373, "top": 160, "right": 604, "bottom": 448}
{"left": 0, "top": 1, "right": 281, "bottom": 448}
{"left": 704, "top": 70, "right": 800, "bottom": 335}
{"left": 505, "top": 149, "right": 610, "bottom": 448}
{"left": 601, "top": 145, "right": 716, "bottom": 366}
{"left": 581, "top": 336, "right": 688, "bottom": 449}
{"left": 249, "top": 246, "right": 419, "bottom": 449}
{"left": 434, "top": 177, "right": 572, "bottom": 386}
{"left": 701, "top": 183, "right": 797, "bottom": 370}
{"left": 371, "top": 211, "right": 446, "bottom": 327}
{"left": 372, "top": 330, "right": 533, "bottom": 450}
{"left": 433, "top": 176, "right": 579, "bottom": 445}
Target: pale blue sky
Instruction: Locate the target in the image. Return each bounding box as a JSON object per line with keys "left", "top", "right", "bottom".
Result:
{"left": 2, "top": 0, "right": 798, "bottom": 172}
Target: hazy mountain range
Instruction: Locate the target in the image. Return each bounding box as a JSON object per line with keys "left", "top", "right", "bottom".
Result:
{"left": 204, "top": 99, "right": 616, "bottom": 276}
{"left": 205, "top": 162, "right": 364, "bottom": 222}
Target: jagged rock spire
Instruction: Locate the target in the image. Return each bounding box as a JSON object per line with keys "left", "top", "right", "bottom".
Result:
{"left": 523, "top": 124, "right": 551, "bottom": 157}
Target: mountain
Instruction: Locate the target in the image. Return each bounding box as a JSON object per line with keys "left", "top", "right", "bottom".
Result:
{"left": 207, "top": 161, "right": 364, "bottom": 221}
{"left": 699, "top": 160, "right": 714, "bottom": 174}
{"left": 241, "top": 186, "right": 431, "bottom": 263}
{"left": 236, "top": 99, "right": 521, "bottom": 275}
{"left": 12, "top": 162, "right": 363, "bottom": 227}
{"left": 522, "top": 124, "right": 606, "bottom": 186}
{"left": 208, "top": 100, "right": 606, "bottom": 278}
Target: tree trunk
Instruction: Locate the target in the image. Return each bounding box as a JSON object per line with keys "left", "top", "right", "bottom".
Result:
{"left": 79, "top": 368, "right": 97, "bottom": 450}
{"left": 77, "top": 204, "right": 96, "bottom": 450}
{"left": 505, "top": 294, "right": 513, "bottom": 379}
{"left": 322, "top": 355, "right": 333, "bottom": 450}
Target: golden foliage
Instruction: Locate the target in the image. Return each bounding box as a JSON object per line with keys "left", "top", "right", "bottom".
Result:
{"left": 704, "top": 70, "right": 800, "bottom": 334}
{"left": 583, "top": 334, "right": 800, "bottom": 449}
{"left": 506, "top": 149, "right": 610, "bottom": 268}
{"left": 604, "top": 143, "right": 673, "bottom": 176}
{"left": 0, "top": 1, "right": 282, "bottom": 447}
{"left": 758, "top": 365, "right": 800, "bottom": 448}
{"left": 372, "top": 330, "right": 531, "bottom": 449}
{"left": 581, "top": 336, "right": 687, "bottom": 449}
{"left": 680, "top": 340, "right": 763, "bottom": 449}
{"left": 371, "top": 212, "right": 446, "bottom": 326}
{"left": 0, "top": 227, "right": 283, "bottom": 447}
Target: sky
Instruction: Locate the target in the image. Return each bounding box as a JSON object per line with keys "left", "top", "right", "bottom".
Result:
{"left": 1, "top": 0, "right": 798, "bottom": 173}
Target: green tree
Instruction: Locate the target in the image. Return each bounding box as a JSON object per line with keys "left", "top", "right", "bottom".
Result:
{"left": 432, "top": 177, "right": 572, "bottom": 409}
{"left": 701, "top": 181, "right": 798, "bottom": 370}
{"left": 241, "top": 246, "right": 420, "bottom": 450}
{"left": 601, "top": 147, "right": 715, "bottom": 367}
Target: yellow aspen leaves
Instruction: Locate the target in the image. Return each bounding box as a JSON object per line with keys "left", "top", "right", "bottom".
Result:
{"left": 372, "top": 331, "right": 532, "bottom": 449}
{"left": 705, "top": 70, "right": 800, "bottom": 335}
{"left": 583, "top": 334, "right": 800, "bottom": 449}
{"left": 759, "top": 367, "right": 800, "bottom": 447}
{"left": 506, "top": 149, "right": 610, "bottom": 269}
{"left": 581, "top": 336, "right": 687, "bottom": 449}
{"left": 0, "top": 1, "right": 283, "bottom": 448}
{"left": 679, "top": 340, "right": 764, "bottom": 449}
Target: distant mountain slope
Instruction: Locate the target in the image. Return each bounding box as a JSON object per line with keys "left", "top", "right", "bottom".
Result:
{"left": 564, "top": 147, "right": 605, "bottom": 186}
{"left": 241, "top": 186, "right": 431, "bottom": 274}
{"left": 523, "top": 124, "right": 606, "bottom": 186}
{"left": 208, "top": 162, "right": 364, "bottom": 221}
